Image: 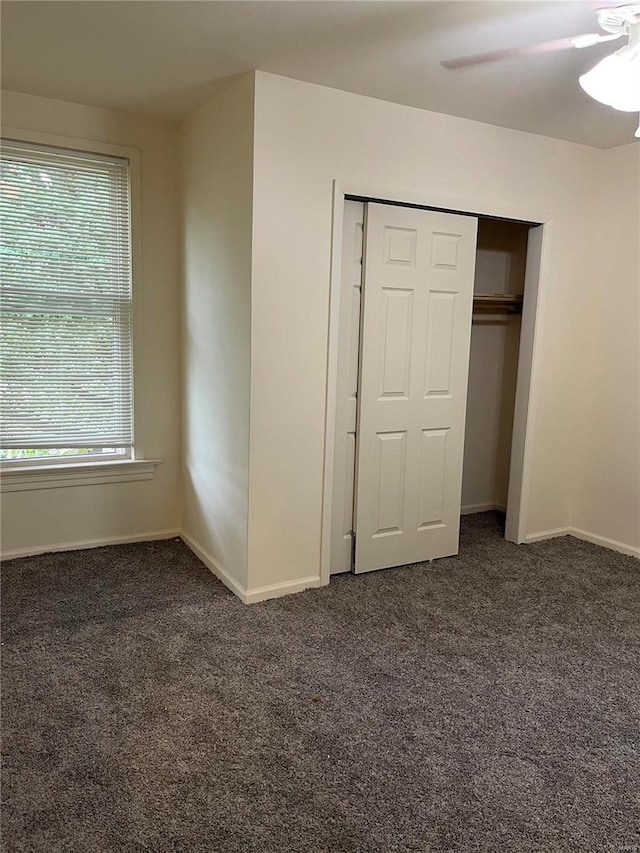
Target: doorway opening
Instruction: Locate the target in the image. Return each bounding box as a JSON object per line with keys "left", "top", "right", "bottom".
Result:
{"left": 462, "top": 217, "right": 531, "bottom": 535}
{"left": 322, "top": 186, "right": 547, "bottom": 582}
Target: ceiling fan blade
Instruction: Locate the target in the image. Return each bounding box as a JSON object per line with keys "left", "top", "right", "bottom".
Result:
{"left": 441, "top": 34, "right": 614, "bottom": 69}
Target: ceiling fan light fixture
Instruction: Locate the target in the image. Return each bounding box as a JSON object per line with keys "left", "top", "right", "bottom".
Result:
{"left": 578, "top": 36, "right": 640, "bottom": 112}
{"left": 571, "top": 33, "right": 611, "bottom": 49}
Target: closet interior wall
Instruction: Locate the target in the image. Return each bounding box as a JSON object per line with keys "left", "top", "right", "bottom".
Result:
{"left": 461, "top": 218, "right": 529, "bottom": 516}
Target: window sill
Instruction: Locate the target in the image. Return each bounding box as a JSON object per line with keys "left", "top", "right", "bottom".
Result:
{"left": 0, "top": 459, "right": 162, "bottom": 493}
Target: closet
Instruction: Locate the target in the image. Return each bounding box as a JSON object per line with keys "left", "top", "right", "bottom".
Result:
{"left": 329, "top": 199, "right": 531, "bottom": 577}
{"left": 462, "top": 218, "right": 529, "bottom": 520}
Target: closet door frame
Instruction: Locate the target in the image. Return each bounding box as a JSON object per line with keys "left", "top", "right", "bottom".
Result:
{"left": 321, "top": 180, "right": 552, "bottom": 585}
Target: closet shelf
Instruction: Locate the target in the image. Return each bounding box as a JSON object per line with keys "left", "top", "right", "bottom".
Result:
{"left": 473, "top": 294, "right": 523, "bottom": 315}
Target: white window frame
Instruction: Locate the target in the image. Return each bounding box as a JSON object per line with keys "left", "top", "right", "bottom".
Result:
{"left": 0, "top": 128, "right": 160, "bottom": 492}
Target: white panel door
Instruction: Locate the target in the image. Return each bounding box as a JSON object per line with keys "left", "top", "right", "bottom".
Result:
{"left": 330, "top": 200, "right": 364, "bottom": 573}
{"left": 354, "top": 202, "right": 478, "bottom": 573}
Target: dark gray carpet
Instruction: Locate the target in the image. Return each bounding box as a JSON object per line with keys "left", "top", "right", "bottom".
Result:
{"left": 2, "top": 513, "right": 639, "bottom": 853}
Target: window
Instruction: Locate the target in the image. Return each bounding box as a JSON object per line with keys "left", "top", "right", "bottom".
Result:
{"left": 1, "top": 140, "right": 133, "bottom": 465}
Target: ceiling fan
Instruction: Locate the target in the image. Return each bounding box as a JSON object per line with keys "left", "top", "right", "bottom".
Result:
{"left": 441, "top": 3, "right": 640, "bottom": 137}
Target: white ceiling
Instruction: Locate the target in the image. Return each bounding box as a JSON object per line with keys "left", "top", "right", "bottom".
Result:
{"left": 2, "top": 1, "right": 638, "bottom": 148}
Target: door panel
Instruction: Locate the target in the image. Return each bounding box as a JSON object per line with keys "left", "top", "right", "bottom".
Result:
{"left": 354, "top": 203, "right": 478, "bottom": 573}
{"left": 330, "top": 200, "right": 364, "bottom": 574}
{"left": 417, "top": 427, "right": 449, "bottom": 528}
{"left": 424, "top": 292, "right": 457, "bottom": 396}
{"left": 372, "top": 430, "right": 407, "bottom": 536}
{"left": 378, "top": 288, "right": 414, "bottom": 398}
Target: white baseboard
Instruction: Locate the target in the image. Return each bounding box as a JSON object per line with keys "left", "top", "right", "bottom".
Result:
{"left": 524, "top": 526, "right": 639, "bottom": 559}
{"left": 4, "top": 523, "right": 634, "bottom": 605}
{"left": 179, "top": 530, "right": 248, "bottom": 601}
{"left": 523, "top": 527, "right": 571, "bottom": 543}
{"left": 461, "top": 502, "right": 506, "bottom": 515}
{"left": 243, "top": 575, "right": 322, "bottom": 604}
{"left": 569, "top": 528, "right": 640, "bottom": 560}
{"left": 1, "top": 529, "right": 181, "bottom": 562}
{"left": 2, "top": 524, "right": 322, "bottom": 604}
{"left": 180, "top": 530, "right": 321, "bottom": 604}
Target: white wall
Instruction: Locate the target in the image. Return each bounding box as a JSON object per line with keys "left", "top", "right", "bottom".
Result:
{"left": 1, "top": 91, "right": 181, "bottom": 556}
{"left": 180, "top": 74, "right": 254, "bottom": 588}
{"left": 462, "top": 219, "right": 527, "bottom": 513}
{"left": 571, "top": 142, "right": 640, "bottom": 553}
{"left": 3, "top": 74, "right": 636, "bottom": 588}
{"left": 249, "top": 71, "right": 605, "bottom": 592}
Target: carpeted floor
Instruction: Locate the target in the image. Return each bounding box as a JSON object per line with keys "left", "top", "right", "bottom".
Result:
{"left": 2, "top": 512, "right": 639, "bottom": 853}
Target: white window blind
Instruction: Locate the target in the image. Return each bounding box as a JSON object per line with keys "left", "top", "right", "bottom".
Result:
{"left": 0, "top": 141, "right": 133, "bottom": 452}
